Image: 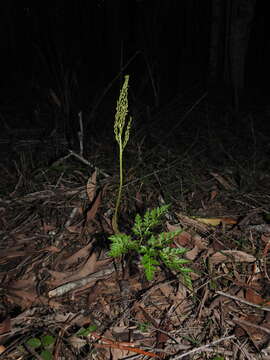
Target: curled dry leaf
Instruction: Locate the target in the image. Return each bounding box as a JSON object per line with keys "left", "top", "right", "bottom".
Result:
{"left": 185, "top": 235, "right": 209, "bottom": 260}
{"left": 175, "top": 231, "right": 192, "bottom": 247}
{"left": 166, "top": 222, "right": 192, "bottom": 247}
{"left": 186, "top": 246, "right": 199, "bottom": 260}
{"left": 210, "top": 250, "right": 256, "bottom": 265}
{"left": 193, "top": 234, "right": 208, "bottom": 249}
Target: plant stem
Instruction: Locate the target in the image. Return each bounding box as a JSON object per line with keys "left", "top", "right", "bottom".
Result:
{"left": 112, "top": 142, "right": 123, "bottom": 234}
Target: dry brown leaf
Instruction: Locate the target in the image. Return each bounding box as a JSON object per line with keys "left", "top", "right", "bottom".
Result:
{"left": 110, "top": 345, "right": 131, "bottom": 359}
{"left": 48, "top": 252, "right": 98, "bottom": 287}
{"left": 234, "top": 315, "right": 267, "bottom": 346}
{"left": 166, "top": 222, "right": 192, "bottom": 247}
{"left": 0, "top": 250, "right": 29, "bottom": 264}
{"left": 8, "top": 277, "right": 36, "bottom": 291}
{"left": 7, "top": 289, "right": 38, "bottom": 309}
{"left": 210, "top": 172, "right": 235, "bottom": 190}
{"left": 193, "top": 234, "right": 208, "bottom": 249}
{"left": 159, "top": 283, "right": 174, "bottom": 298}
{"left": 210, "top": 190, "right": 218, "bottom": 201}
{"left": 186, "top": 246, "right": 200, "bottom": 260}
{"left": 175, "top": 231, "right": 192, "bottom": 247}
{"left": 86, "top": 191, "right": 101, "bottom": 223}
{"left": 245, "top": 288, "right": 264, "bottom": 305}
{"left": 210, "top": 250, "right": 256, "bottom": 265}
{"left": 59, "top": 243, "right": 93, "bottom": 268}
{"left": 196, "top": 217, "right": 237, "bottom": 226}
{"left": 66, "top": 224, "right": 83, "bottom": 233}
{"left": 46, "top": 270, "right": 67, "bottom": 285}
{"left": 0, "top": 317, "right": 10, "bottom": 335}
{"left": 8, "top": 288, "right": 62, "bottom": 310}
{"left": 86, "top": 170, "right": 97, "bottom": 202}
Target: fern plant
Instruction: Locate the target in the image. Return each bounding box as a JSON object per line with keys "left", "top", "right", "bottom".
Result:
{"left": 109, "top": 205, "right": 192, "bottom": 288}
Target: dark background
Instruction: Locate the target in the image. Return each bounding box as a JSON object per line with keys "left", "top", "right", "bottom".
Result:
{"left": 0, "top": 0, "right": 269, "bottom": 146}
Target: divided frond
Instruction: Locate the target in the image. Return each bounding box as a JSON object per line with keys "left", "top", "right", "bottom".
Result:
{"left": 109, "top": 233, "right": 138, "bottom": 257}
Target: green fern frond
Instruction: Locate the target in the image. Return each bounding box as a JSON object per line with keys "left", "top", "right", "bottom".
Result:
{"left": 159, "top": 247, "right": 189, "bottom": 268}
{"left": 141, "top": 253, "right": 159, "bottom": 281}
{"left": 109, "top": 205, "right": 193, "bottom": 288}
{"left": 143, "top": 205, "right": 170, "bottom": 230}
{"left": 132, "top": 213, "right": 144, "bottom": 237}
{"left": 152, "top": 230, "right": 182, "bottom": 247}
{"left": 109, "top": 233, "right": 138, "bottom": 257}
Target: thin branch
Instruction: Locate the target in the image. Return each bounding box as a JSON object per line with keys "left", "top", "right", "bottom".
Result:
{"left": 170, "top": 335, "right": 236, "bottom": 359}
{"left": 216, "top": 290, "right": 270, "bottom": 312}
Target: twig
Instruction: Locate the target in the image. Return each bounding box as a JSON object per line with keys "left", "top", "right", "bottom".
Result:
{"left": 216, "top": 290, "right": 270, "bottom": 312}
{"left": 68, "top": 150, "right": 110, "bottom": 178}
{"left": 48, "top": 265, "right": 114, "bottom": 298}
{"left": 51, "top": 147, "right": 110, "bottom": 178}
{"left": 170, "top": 335, "right": 236, "bottom": 359}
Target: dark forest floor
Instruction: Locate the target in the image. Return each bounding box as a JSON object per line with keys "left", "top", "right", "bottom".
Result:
{"left": 1, "top": 92, "right": 270, "bottom": 359}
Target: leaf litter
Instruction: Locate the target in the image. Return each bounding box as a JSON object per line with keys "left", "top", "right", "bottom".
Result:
{"left": 1, "top": 116, "right": 270, "bottom": 359}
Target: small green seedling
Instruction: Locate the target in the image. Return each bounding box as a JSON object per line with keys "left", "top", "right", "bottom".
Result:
{"left": 137, "top": 322, "right": 151, "bottom": 333}
{"left": 76, "top": 324, "right": 97, "bottom": 337}
{"left": 26, "top": 334, "right": 55, "bottom": 360}
{"left": 109, "top": 204, "right": 192, "bottom": 288}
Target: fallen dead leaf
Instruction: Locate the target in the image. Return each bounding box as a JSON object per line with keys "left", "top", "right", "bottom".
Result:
{"left": 86, "top": 170, "right": 97, "bottom": 202}
{"left": 210, "top": 172, "right": 236, "bottom": 190}
{"left": 85, "top": 191, "right": 101, "bottom": 224}
{"left": 195, "top": 217, "right": 237, "bottom": 226}
{"left": 210, "top": 189, "right": 218, "bottom": 201}
{"left": 0, "top": 317, "right": 10, "bottom": 335}
{"left": 186, "top": 245, "right": 200, "bottom": 261}
{"left": 210, "top": 250, "right": 256, "bottom": 265}
{"left": 246, "top": 288, "right": 265, "bottom": 305}
{"left": 57, "top": 243, "right": 93, "bottom": 269}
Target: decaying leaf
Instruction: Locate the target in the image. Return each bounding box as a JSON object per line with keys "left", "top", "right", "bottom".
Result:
{"left": 86, "top": 170, "right": 97, "bottom": 202}
{"left": 210, "top": 250, "right": 256, "bottom": 265}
